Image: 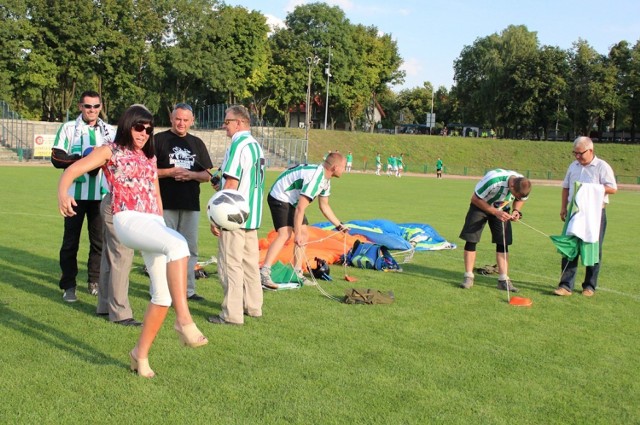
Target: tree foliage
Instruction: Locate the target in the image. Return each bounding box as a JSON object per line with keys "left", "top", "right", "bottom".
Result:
{"left": 0, "top": 3, "right": 638, "bottom": 140}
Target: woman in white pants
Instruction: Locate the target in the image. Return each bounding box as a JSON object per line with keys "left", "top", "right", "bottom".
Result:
{"left": 58, "top": 104, "right": 207, "bottom": 378}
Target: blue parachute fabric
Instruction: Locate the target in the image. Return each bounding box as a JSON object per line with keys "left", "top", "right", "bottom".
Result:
{"left": 313, "top": 219, "right": 412, "bottom": 250}
{"left": 312, "top": 219, "right": 456, "bottom": 251}
{"left": 398, "top": 222, "right": 457, "bottom": 251}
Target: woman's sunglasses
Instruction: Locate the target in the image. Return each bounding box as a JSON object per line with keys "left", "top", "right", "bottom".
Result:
{"left": 132, "top": 123, "right": 154, "bottom": 135}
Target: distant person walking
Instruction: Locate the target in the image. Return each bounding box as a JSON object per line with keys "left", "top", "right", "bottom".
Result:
{"left": 436, "top": 157, "right": 443, "bottom": 179}
{"left": 375, "top": 152, "right": 381, "bottom": 176}
{"left": 346, "top": 151, "right": 353, "bottom": 173}
{"left": 387, "top": 155, "right": 395, "bottom": 176}
{"left": 396, "top": 154, "right": 404, "bottom": 177}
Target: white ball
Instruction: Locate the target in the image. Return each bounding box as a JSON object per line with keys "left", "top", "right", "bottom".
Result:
{"left": 206, "top": 189, "right": 250, "bottom": 231}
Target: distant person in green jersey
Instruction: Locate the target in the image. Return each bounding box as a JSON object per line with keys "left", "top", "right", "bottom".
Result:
{"left": 436, "top": 157, "right": 443, "bottom": 179}
{"left": 208, "top": 105, "right": 266, "bottom": 325}
{"left": 260, "top": 153, "right": 348, "bottom": 288}
{"left": 346, "top": 151, "right": 353, "bottom": 173}
{"left": 51, "top": 90, "right": 115, "bottom": 303}
{"left": 396, "top": 154, "right": 404, "bottom": 177}
{"left": 375, "top": 152, "right": 381, "bottom": 175}
{"left": 459, "top": 169, "right": 531, "bottom": 292}
{"left": 386, "top": 155, "right": 395, "bottom": 176}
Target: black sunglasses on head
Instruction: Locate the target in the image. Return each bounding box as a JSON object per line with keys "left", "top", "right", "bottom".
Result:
{"left": 133, "top": 123, "right": 154, "bottom": 135}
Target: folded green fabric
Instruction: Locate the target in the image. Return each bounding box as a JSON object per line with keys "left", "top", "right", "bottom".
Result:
{"left": 550, "top": 235, "right": 599, "bottom": 266}
{"left": 270, "top": 261, "right": 304, "bottom": 283}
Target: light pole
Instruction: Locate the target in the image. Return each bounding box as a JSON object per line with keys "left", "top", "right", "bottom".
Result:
{"left": 324, "top": 47, "right": 332, "bottom": 130}
{"left": 305, "top": 55, "right": 321, "bottom": 148}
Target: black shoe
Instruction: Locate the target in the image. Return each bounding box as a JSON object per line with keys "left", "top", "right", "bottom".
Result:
{"left": 114, "top": 318, "right": 143, "bottom": 327}
{"left": 188, "top": 294, "right": 205, "bottom": 301}
{"left": 62, "top": 288, "right": 77, "bottom": 303}
{"left": 207, "top": 315, "right": 242, "bottom": 326}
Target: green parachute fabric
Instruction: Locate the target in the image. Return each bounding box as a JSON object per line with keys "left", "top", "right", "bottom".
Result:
{"left": 550, "top": 182, "right": 599, "bottom": 266}
{"left": 270, "top": 261, "right": 304, "bottom": 284}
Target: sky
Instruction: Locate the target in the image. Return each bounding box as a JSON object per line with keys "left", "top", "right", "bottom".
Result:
{"left": 223, "top": 0, "right": 640, "bottom": 91}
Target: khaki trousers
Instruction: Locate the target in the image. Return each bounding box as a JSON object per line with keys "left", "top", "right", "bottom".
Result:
{"left": 217, "top": 229, "right": 263, "bottom": 324}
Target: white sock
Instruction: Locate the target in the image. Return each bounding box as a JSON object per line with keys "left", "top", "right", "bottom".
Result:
{"left": 464, "top": 272, "right": 474, "bottom": 278}
{"left": 498, "top": 274, "right": 508, "bottom": 281}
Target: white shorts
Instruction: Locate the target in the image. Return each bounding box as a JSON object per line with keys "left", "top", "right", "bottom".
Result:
{"left": 114, "top": 210, "right": 189, "bottom": 306}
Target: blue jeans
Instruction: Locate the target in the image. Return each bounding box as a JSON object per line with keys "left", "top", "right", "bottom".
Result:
{"left": 559, "top": 209, "right": 607, "bottom": 292}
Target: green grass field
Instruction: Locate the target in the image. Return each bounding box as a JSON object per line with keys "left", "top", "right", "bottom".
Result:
{"left": 1, "top": 166, "right": 639, "bottom": 424}
{"left": 303, "top": 130, "right": 640, "bottom": 184}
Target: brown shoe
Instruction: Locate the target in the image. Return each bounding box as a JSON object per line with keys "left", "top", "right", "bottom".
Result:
{"left": 460, "top": 276, "right": 474, "bottom": 289}
{"left": 582, "top": 289, "right": 595, "bottom": 297}
{"left": 553, "top": 287, "right": 572, "bottom": 296}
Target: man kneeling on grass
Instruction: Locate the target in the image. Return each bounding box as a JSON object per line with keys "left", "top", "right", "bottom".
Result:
{"left": 459, "top": 169, "right": 531, "bottom": 292}
{"left": 260, "top": 153, "right": 349, "bottom": 288}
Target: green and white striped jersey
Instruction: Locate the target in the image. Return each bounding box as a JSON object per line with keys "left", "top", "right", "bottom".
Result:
{"left": 52, "top": 116, "right": 115, "bottom": 201}
{"left": 474, "top": 169, "right": 523, "bottom": 206}
{"left": 221, "top": 131, "right": 265, "bottom": 229}
{"left": 269, "top": 164, "right": 330, "bottom": 207}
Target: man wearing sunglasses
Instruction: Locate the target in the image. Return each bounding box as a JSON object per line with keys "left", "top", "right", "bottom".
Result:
{"left": 459, "top": 169, "right": 531, "bottom": 292}
{"left": 51, "top": 90, "right": 115, "bottom": 302}
{"left": 553, "top": 136, "right": 617, "bottom": 297}
{"left": 154, "top": 103, "right": 213, "bottom": 302}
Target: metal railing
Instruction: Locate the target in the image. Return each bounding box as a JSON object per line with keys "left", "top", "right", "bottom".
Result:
{"left": 0, "top": 101, "right": 29, "bottom": 160}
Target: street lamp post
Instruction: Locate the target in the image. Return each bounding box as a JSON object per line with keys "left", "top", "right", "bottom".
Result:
{"left": 324, "top": 47, "right": 332, "bottom": 130}
{"left": 305, "top": 55, "right": 321, "bottom": 150}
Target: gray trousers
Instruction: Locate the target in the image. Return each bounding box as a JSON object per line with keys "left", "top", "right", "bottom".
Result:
{"left": 97, "top": 193, "right": 135, "bottom": 321}
{"left": 163, "top": 209, "right": 200, "bottom": 297}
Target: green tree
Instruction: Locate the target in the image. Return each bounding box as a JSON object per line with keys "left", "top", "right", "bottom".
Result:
{"left": 627, "top": 41, "right": 640, "bottom": 139}
{"left": 567, "top": 39, "right": 618, "bottom": 136}
{"left": 531, "top": 46, "right": 569, "bottom": 139}
{"left": 26, "top": 0, "right": 104, "bottom": 121}
{"left": 454, "top": 25, "right": 542, "bottom": 137}
{"left": 95, "top": 0, "right": 169, "bottom": 122}
{"left": 396, "top": 84, "right": 433, "bottom": 126}
{"left": 608, "top": 41, "right": 632, "bottom": 139}
{"left": 0, "top": 0, "right": 33, "bottom": 108}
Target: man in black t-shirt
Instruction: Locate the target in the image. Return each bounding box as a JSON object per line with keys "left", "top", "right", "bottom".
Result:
{"left": 155, "top": 103, "right": 213, "bottom": 301}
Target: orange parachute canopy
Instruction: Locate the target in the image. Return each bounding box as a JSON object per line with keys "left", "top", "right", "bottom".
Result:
{"left": 258, "top": 227, "right": 368, "bottom": 271}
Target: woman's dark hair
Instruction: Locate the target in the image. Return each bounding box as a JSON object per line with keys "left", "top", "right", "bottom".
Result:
{"left": 114, "top": 104, "right": 155, "bottom": 159}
